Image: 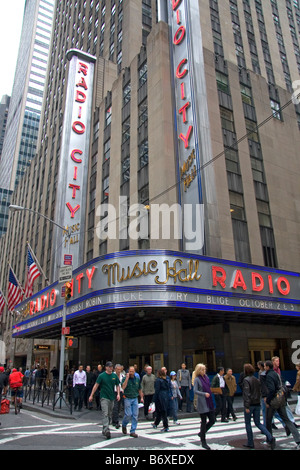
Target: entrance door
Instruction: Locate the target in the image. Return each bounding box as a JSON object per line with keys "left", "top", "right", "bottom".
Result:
{"left": 184, "top": 350, "right": 216, "bottom": 374}
{"left": 248, "top": 338, "right": 284, "bottom": 369}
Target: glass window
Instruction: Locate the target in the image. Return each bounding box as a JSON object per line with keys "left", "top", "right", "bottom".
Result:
{"left": 105, "top": 106, "right": 112, "bottom": 126}
{"left": 220, "top": 107, "right": 235, "bottom": 132}
{"left": 216, "top": 72, "right": 229, "bottom": 93}
{"left": 270, "top": 99, "right": 281, "bottom": 120}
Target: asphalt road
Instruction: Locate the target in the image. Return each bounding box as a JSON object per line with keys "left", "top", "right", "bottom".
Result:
{"left": 0, "top": 403, "right": 300, "bottom": 455}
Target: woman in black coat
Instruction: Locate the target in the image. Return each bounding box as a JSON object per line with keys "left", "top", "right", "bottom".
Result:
{"left": 152, "top": 368, "right": 170, "bottom": 432}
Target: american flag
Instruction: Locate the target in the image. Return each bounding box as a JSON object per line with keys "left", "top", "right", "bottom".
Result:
{"left": 8, "top": 269, "right": 23, "bottom": 312}
{"left": 24, "top": 249, "right": 41, "bottom": 298}
{"left": 0, "top": 291, "right": 6, "bottom": 315}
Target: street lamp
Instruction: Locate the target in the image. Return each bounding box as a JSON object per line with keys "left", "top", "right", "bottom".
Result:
{"left": 9, "top": 205, "right": 71, "bottom": 237}
{"left": 9, "top": 204, "right": 71, "bottom": 404}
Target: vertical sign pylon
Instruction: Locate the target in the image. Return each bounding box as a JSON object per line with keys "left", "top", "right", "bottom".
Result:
{"left": 52, "top": 50, "right": 96, "bottom": 281}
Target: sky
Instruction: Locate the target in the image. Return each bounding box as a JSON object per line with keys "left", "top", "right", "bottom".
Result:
{"left": 0, "top": 0, "right": 26, "bottom": 99}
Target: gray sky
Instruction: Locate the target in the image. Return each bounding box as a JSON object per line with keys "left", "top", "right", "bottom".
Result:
{"left": 0, "top": 0, "right": 26, "bottom": 98}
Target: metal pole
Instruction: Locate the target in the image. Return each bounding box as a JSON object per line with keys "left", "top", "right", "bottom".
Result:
{"left": 58, "top": 302, "right": 67, "bottom": 402}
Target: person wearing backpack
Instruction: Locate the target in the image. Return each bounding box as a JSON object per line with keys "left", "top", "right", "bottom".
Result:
{"left": 9, "top": 368, "right": 24, "bottom": 409}
{"left": 242, "top": 363, "right": 275, "bottom": 450}
{"left": 265, "top": 360, "right": 300, "bottom": 449}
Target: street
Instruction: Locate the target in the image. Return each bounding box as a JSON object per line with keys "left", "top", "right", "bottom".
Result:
{"left": 0, "top": 404, "right": 299, "bottom": 453}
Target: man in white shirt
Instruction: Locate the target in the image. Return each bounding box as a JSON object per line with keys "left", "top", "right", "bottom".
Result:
{"left": 211, "top": 366, "right": 229, "bottom": 422}
{"left": 112, "top": 364, "right": 125, "bottom": 428}
{"left": 73, "top": 364, "right": 86, "bottom": 411}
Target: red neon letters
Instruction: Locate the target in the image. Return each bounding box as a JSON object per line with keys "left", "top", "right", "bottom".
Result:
{"left": 66, "top": 60, "right": 90, "bottom": 218}
{"left": 212, "top": 266, "right": 291, "bottom": 296}
{"left": 173, "top": 0, "right": 193, "bottom": 149}
{"left": 28, "top": 267, "right": 97, "bottom": 315}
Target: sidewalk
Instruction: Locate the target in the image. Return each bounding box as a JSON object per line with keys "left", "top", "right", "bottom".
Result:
{"left": 21, "top": 393, "right": 299, "bottom": 421}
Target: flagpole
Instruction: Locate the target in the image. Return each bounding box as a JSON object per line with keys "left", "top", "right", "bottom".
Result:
{"left": 0, "top": 286, "right": 11, "bottom": 317}
{"left": 0, "top": 287, "right": 8, "bottom": 307}
{"left": 27, "top": 241, "right": 49, "bottom": 285}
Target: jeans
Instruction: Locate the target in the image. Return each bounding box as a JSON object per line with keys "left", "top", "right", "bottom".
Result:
{"left": 179, "top": 386, "right": 191, "bottom": 412}
{"left": 172, "top": 397, "right": 179, "bottom": 422}
{"left": 244, "top": 405, "right": 273, "bottom": 446}
{"left": 266, "top": 404, "right": 300, "bottom": 444}
{"left": 122, "top": 397, "right": 139, "bottom": 434}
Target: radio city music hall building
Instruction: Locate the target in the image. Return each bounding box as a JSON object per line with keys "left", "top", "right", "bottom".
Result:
{"left": 0, "top": 0, "right": 300, "bottom": 376}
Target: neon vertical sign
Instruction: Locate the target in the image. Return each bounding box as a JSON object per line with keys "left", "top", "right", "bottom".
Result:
{"left": 53, "top": 50, "right": 96, "bottom": 280}
{"left": 169, "top": 0, "right": 207, "bottom": 253}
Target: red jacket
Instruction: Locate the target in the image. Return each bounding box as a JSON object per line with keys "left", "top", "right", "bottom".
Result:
{"left": 9, "top": 371, "right": 23, "bottom": 388}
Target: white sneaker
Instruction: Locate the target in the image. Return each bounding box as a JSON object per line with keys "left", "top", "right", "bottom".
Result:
{"left": 174, "top": 421, "right": 181, "bottom": 425}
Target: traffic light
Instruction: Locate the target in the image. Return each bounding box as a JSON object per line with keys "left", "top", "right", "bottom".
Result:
{"left": 65, "top": 281, "right": 73, "bottom": 302}
{"left": 66, "top": 336, "right": 78, "bottom": 349}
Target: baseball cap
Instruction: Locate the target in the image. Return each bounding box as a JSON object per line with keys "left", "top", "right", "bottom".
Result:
{"left": 170, "top": 371, "right": 176, "bottom": 376}
{"left": 105, "top": 361, "right": 113, "bottom": 367}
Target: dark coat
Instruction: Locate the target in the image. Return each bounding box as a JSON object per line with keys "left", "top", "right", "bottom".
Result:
{"left": 265, "top": 369, "right": 281, "bottom": 405}
{"left": 153, "top": 377, "right": 170, "bottom": 412}
{"left": 242, "top": 375, "right": 262, "bottom": 408}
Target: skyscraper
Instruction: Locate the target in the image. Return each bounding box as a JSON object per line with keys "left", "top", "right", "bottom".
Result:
{"left": 0, "top": 0, "right": 55, "bottom": 191}
{"left": 0, "top": 95, "right": 10, "bottom": 161}
{"left": 1, "top": 1, "right": 300, "bottom": 374}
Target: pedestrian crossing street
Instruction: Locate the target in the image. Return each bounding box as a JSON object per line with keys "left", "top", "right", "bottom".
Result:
{"left": 79, "top": 413, "right": 300, "bottom": 451}
{"left": 0, "top": 409, "right": 299, "bottom": 450}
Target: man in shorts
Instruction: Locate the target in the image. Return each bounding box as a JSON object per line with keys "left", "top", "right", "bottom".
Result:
{"left": 89, "top": 361, "right": 120, "bottom": 439}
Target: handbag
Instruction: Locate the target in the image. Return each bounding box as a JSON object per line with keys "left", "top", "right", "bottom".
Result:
{"left": 270, "top": 386, "right": 286, "bottom": 409}
{"left": 148, "top": 402, "right": 155, "bottom": 413}
{"left": 295, "top": 396, "right": 300, "bottom": 416}
{"left": 0, "top": 398, "right": 10, "bottom": 414}
{"left": 210, "top": 387, "right": 222, "bottom": 395}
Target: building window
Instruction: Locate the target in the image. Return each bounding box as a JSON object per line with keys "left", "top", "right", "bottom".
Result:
{"left": 122, "top": 118, "right": 130, "bottom": 143}
{"left": 270, "top": 99, "right": 282, "bottom": 120}
{"left": 123, "top": 83, "right": 131, "bottom": 105}
{"left": 216, "top": 72, "right": 229, "bottom": 93}
{"left": 240, "top": 85, "right": 252, "bottom": 105}
{"left": 104, "top": 139, "right": 111, "bottom": 161}
{"left": 220, "top": 107, "right": 235, "bottom": 132}
{"left": 139, "top": 139, "right": 148, "bottom": 169}
{"left": 139, "top": 62, "right": 147, "bottom": 87}
{"left": 121, "top": 156, "right": 130, "bottom": 183}
{"left": 105, "top": 106, "right": 112, "bottom": 126}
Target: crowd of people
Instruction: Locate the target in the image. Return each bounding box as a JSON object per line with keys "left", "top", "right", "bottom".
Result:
{"left": 0, "top": 358, "right": 300, "bottom": 450}
{"left": 64, "top": 357, "right": 300, "bottom": 449}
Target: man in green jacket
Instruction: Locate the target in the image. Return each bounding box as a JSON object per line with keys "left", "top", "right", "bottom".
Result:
{"left": 89, "top": 361, "right": 120, "bottom": 439}
{"left": 122, "top": 366, "right": 144, "bottom": 438}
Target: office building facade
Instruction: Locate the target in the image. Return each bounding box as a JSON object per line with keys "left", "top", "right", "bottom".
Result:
{"left": 0, "top": 0, "right": 55, "bottom": 191}
{"left": 1, "top": 0, "right": 300, "bottom": 376}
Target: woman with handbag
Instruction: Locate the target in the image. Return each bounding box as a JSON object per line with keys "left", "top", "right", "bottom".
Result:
{"left": 193, "top": 363, "right": 216, "bottom": 450}
{"left": 265, "top": 360, "right": 300, "bottom": 449}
